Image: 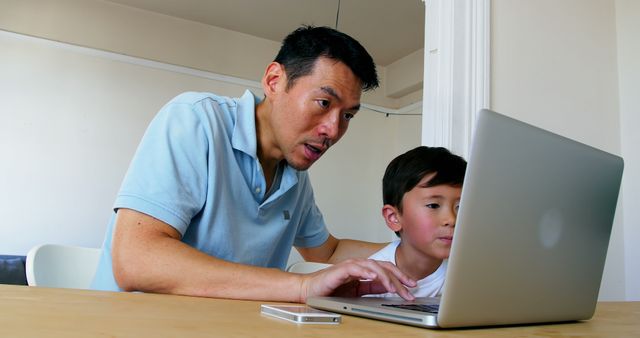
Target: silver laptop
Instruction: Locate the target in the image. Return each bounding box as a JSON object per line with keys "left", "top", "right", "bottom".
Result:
{"left": 307, "top": 109, "right": 624, "bottom": 328}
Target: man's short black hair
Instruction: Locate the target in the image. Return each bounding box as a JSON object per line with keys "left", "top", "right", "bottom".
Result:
{"left": 383, "top": 146, "right": 467, "bottom": 213}
{"left": 274, "top": 25, "right": 379, "bottom": 91}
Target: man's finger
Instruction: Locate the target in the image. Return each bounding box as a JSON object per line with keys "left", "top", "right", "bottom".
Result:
{"left": 374, "top": 260, "right": 417, "bottom": 287}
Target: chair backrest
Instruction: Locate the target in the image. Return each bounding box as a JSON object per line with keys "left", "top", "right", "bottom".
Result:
{"left": 25, "top": 244, "right": 101, "bottom": 289}
{"left": 286, "top": 261, "right": 332, "bottom": 274}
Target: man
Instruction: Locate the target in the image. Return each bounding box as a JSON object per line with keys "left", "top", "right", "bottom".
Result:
{"left": 91, "top": 26, "right": 415, "bottom": 302}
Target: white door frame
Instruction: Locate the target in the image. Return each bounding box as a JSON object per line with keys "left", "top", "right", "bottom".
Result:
{"left": 422, "top": 0, "right": 491, "bottom": 158}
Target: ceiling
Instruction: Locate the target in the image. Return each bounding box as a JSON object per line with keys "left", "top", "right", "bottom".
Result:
{"left": 104, "top": 0, "right": 425, "bottom": 66}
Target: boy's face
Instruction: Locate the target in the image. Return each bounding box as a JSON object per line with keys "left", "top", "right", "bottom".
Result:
{"left": 385, "top": 173, "right": 462, "bottom": 260}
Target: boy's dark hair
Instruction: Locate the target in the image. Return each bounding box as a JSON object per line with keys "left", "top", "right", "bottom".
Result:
{"left": 274, "top": 25, "right": 379, "bottom": 91}
{"left": 383, "top": 146, "right": 467, "bottom": 214}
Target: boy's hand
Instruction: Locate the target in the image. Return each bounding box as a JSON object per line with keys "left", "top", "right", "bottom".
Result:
{"left": 298, "top": 259, "right": 416, "bottom": 303}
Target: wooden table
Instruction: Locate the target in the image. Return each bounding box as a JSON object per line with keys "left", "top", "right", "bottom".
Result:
{"left": 1, "top": 284, "right": 638, "bottom": 337}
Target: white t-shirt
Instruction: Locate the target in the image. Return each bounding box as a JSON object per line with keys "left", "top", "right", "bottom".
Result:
{"left": 367, "top": 240, "right": 447, "bottom": 298}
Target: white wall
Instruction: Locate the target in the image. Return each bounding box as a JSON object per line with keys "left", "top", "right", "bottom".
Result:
{"left": 0, "top": 1, "right": 421, "bottom": 256}
{"left": 491, "top": 0, "right": 632, "bottom": 300}
{"left": 615, "top": 0, "right": 640, "bottom": 301}
{"left": 0, "top": 0, "right": 277, "bottom": 85}
{"left": 0, "top": 31, "right": 253, "bottom": 253}
{"left": 0, "top": 0, "right": 414, "bottom": 109}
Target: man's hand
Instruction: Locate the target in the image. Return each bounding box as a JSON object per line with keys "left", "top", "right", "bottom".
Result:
{"left": 297, "top": 259, "right": 416, "bottom": 303}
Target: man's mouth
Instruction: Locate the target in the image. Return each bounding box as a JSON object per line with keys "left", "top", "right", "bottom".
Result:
{"left": 306, "top": 144, "right": 323, "bottom": 154}
{"left": 304, "top": 143, "right": 324, "bottom": 161}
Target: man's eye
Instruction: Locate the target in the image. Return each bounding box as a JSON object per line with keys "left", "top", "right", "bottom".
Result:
{"left": 426, "top": 203, "right": 440, "bottom": 209}
{"left": 344, "top": 113, "right": 355, "bottom": 121}
{"left": 317, "top": 99, "right": 330, "bottom": 109}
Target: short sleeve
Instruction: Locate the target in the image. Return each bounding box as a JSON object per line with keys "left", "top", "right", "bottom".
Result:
{"left": 293, "top": 175, "right": 330, "bottom": 248}
{"left": 115, "top": 100, "right": 209, "bottom": 235}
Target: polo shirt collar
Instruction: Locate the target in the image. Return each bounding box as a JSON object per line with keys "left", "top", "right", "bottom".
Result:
{"left": 231, "top": 90, "right": 260, "bottom": 157}
{"left": 231, "top": 90, "right": 300, "bottom": 199}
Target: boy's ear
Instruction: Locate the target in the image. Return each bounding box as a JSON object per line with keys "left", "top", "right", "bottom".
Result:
{"left": 262, "top": 62, "right": 286, "bottom": 98}
{"left": 382, "top": 204, "right": 402, "bottom": 232}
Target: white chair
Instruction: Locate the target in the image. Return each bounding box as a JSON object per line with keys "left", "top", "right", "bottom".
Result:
{"left": 25, "top": 244, "right": 101, "bottom": 289}
{"left": 286, "top": 261, "right": 332, "bottom": 274}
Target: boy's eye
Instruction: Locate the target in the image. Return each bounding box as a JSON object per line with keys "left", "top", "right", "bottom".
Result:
{"left": 344, "top": 112, "right": 355, "bottom": 121}
{"left": 426, "top": 203, "right": 440, "bottom": 209}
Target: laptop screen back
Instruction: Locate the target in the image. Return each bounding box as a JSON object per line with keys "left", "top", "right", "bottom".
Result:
{"left": 437, "top": 109, "right": 624, "bottom": 327}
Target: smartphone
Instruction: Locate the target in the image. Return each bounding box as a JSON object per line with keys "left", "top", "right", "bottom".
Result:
{"left": 260, "top": 304, "right": 342, "bottom": 324}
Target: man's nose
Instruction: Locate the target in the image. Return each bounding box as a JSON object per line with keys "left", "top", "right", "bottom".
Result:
{"left": 318, "top": 110, "right": 341, "bottom": 141}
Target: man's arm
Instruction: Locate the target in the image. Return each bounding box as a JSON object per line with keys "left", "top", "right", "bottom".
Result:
{"left": 112, "top": 209, "right": 414, "bottom": 302}
{"left": 296, "top": 235, "right": 387, "bottom": 263}
{"left": 112, "top": 208, "right": 305, "bottom": 301}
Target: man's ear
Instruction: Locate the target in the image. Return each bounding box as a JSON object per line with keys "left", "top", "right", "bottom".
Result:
{"left": 262, "top": 62, "right": 286, "bottom": 98}
{"left": 382, "top": 204, "right": 402, "bottom": 232}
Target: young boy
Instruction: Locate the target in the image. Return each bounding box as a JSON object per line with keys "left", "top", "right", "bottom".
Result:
{"left": 368, "top": 146, "right": 467, "bottom": 297}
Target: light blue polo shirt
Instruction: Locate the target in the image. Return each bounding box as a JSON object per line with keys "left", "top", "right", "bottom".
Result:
{"left": 91, "top": 90, "right": 330, "bottom": 291}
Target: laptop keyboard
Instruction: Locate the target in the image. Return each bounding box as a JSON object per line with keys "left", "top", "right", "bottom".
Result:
{"left": 381, "top": 303, "right": 440, "bottom": 314}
